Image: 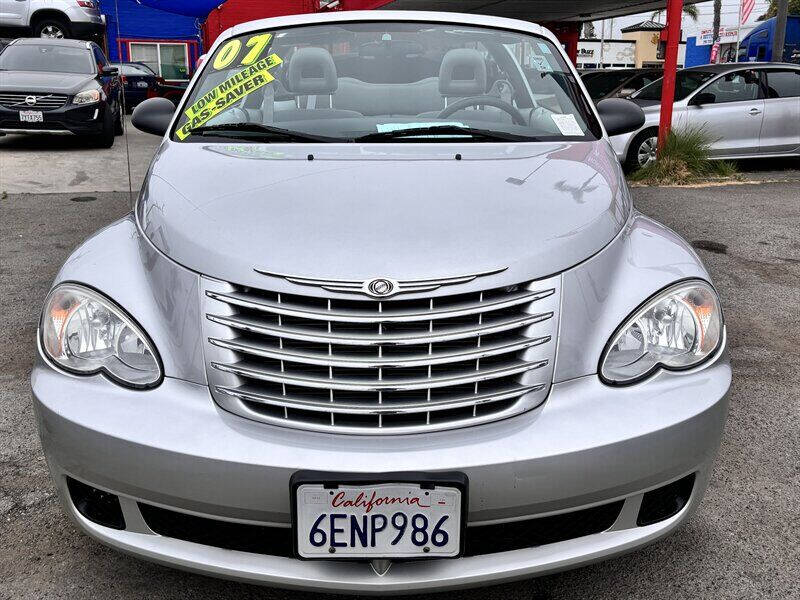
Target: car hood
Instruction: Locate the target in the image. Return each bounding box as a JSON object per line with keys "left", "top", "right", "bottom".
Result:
{"left": 0, "top": 71, "right": 95, "bottom": 94}
{"left": 138, "top": 140, "right": 630, "bottom": 293}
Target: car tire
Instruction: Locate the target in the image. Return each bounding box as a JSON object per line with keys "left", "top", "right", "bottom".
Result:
{"left": 33, "top": 19, "right": 71, "bottom": 39}
{"left": 91, "top": 109, "right": 115, "bottom": 148}
{"left": 114, "top": 108, "right": 124, "bottom": 136}
{"left": 625, "top": 128, "right": 659, "bottom": 172}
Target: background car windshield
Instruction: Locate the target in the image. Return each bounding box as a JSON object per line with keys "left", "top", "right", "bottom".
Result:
{"left": 174, "top": 22, "right": 601, "bottom": 143}
{"left": 583, "top": 71, "right": 634, "bottom": 99}
{"left": 118, "top": 64, "right": 154, "bottom": 76}
{"left": 634, "top": 70, "right": 716, "bottom": 101}
{"left": 0, "top": 45, "right": 94, "bottom": 74}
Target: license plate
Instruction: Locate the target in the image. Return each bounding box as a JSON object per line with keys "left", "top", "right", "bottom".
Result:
{"left": 20, "top": 111, "right": 43, "bottom": 123}
{"left": 295, "top": 482, "right": 462, "bottom": 559}
{"left": 136, "top": 81, "right": 149, "bottom": 88}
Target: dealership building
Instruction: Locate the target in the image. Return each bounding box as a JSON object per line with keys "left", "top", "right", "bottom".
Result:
{"left": 97, "top": 0, "right": 203, "bottom": 83}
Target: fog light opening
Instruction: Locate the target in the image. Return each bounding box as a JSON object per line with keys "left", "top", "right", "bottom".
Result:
{"left": 66, "top": 477, "right": 126, "bottom": 530}
{"left": 636, "top": 473, "right": 696, "bottom": 527}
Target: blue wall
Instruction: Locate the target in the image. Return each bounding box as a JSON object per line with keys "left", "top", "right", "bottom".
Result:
{"left": 98, "top": 0, "right": 202, "bottom": 64}
{"left": 685, "top": 36, "right": 711, "bottom": 67}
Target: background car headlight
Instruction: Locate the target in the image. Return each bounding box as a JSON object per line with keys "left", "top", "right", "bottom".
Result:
{"left": 40, "top": 284, "right": 162, "bottom": 388}
{"left": 600, "top": 280, "right": 723, "bottom": 384}
{"left": 73, "top": 89, "right": 102, "bottom": 105}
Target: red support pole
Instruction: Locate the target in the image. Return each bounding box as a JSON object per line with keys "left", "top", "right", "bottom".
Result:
{"left": 657, "top": 0, "right": 684, "bottom": 152}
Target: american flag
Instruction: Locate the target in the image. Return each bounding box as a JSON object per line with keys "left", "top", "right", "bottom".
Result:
{"left": 740, "top": 0, "right": 756, "bottom": 24}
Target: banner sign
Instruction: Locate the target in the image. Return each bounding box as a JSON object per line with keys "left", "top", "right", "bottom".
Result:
{"left": 697, "top": 27, "right": 740, "bottom": 46}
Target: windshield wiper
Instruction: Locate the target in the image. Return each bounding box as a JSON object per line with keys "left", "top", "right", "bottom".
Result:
{"left": 354, "top": 125, "right": 536, "bottom": 143}
{"left": 187, "top": 123, "right": 340, "bottom": 143}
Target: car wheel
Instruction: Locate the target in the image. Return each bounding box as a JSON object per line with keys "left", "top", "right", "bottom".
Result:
{"left": 114, "top": 108, "right": 124, "bottom": 136}
{"left": 625, "top": 129, "right": 659, "bottom": 172}
{"left": 91, "top": 109, "right": 115, "bottom": 148}
{"left": 34, "top": 19, "right": 70, "bottom": 39}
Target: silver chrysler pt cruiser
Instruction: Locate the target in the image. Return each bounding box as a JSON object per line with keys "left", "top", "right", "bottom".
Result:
{"left": 32, "top": 11, "right": 730, "bottom": 594}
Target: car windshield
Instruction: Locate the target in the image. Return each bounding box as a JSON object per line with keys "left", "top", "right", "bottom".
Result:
{"left": 0, "top": 44, "right": 94, "bottom": 74}
{"left": 634, "top": 70, "right": 716, "bottom": 101}
{"left": 174, "top": 21, "right": 601, "bottom": 143}
{"left": 118, "top": 64, "right": 153, "bottom": 76}
{"left": 582, "top": 70, "right": 634, "bottom": 100}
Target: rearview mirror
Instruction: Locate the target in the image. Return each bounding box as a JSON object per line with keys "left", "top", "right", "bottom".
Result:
{"left": 617, "top": 87, "right": 636, "bottom": 98}
{"left": 132, "top": 97, "right": 176, "bottom": 136}
{"left": 691, "top": 92, "right": 716, "bottom": 106}
{"left": 596, "top": 98, "right": 646, "bottom": 137}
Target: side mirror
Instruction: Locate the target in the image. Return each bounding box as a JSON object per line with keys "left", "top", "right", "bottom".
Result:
{"left": 101, "top": 66, "right": 119, "bottom": 76}
{"left": 691, "top": 92, "right": 715, "bottom": 106}
{"left": 596, "top": 98, "right": 646, "bottom": 137}
{"left": 132, "top": 97, "right": 176, "bottom": 136}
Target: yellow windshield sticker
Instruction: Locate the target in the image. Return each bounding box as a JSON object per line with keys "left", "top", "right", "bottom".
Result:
{"left": 213, "top": 33, "right": 273, "bottom": 70}
{"left": 176, "top": 53, "right": 282, "bottom": 140}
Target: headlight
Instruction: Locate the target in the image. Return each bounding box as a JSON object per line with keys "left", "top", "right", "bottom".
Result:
{"left": 73, "top": 89, "right": 102, "bottom": 105}
{"left": 600, "top": 280, "right": 723, "bottom": 385}
{"left": 40, "top": 284, "right": 162, "bottom": 388}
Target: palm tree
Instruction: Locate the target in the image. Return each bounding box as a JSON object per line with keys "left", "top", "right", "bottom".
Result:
{"left": 712, "top": 0, "right": 722, "bottom": 63}
{"left": 758, "top": 0, "right": 800, "bottom": 19}
{"left": 651, "top": 4, "right": 700, "bottom": 22}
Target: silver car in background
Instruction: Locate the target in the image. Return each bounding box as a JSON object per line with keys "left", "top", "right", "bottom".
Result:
{"left": 612, "top": 63, "right": 800, "bottom": 170}
{"left": 32, "top": 11, "right": 730, "bottom": 594}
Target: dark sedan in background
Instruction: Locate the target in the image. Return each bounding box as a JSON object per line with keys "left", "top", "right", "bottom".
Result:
{"left": 115, "top": 62, "right": 156, "bottom": 111}
{"left": 581, "top": 68, "right": 663, "bottom": 101}
{"left": 113, "top": 62, "right": 187, "bottom": 112}
{"left": 0, "top": 37, "right": 122, "bottom": 147}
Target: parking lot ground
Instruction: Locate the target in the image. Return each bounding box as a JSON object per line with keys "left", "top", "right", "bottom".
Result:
{"left": 1, "top": 155, "right": 800, "bottom": 598}
{"left": 0, "top": 117, "right": 160, "bottom": 195}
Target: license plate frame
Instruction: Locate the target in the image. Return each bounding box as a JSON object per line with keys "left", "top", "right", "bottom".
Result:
{"left": 19, "top": 110, "right": 44, "bottom": 123}
{"left": 290, "top": 470, "right": 468, "bottom": 561}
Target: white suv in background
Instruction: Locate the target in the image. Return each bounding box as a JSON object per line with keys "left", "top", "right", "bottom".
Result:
{"left": 0, "top": 0, "right": 103, "bottom": 40}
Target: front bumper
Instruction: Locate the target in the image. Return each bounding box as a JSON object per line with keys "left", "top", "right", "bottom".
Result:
{"left": 33, "top": 352, "right": 730, "bottom": 593}
{"left": 69, "top": 21, "right": 105, "bottom": 39}
{"left": 0, "top": 102, "right": 106, "bottom": 136}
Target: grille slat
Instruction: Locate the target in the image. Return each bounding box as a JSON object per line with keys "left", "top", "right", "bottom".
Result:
{"left": 218, "top": 383, "right": 545, "bottom": 415}
{"left": 212, "top": 359, "right": 548, "bottom": 392}
{"left": 203, "top": 274, "right": 559, "bottom": 434}
{"left": 208, "top": 335, "right": 550, "bottom": 368}
{"left": 0, "top": 92, "right": 68, "bottom": 110}
{"left": 205, "top": 287, "right": 554, "bottom": 323}
{"left": 207, "top": 311, "right": 554, "bottom": 346}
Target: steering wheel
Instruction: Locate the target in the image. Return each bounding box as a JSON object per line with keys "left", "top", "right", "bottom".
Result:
{"left": 437, "top": 95, "right": 527, "bottom": 126}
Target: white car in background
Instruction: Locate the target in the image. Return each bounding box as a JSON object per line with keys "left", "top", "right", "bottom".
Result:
{"left": 0, "top": 0, "right": 103, "bottom": 40}
{"left": 612, "top": 63, "right": 800, "bottom": 171}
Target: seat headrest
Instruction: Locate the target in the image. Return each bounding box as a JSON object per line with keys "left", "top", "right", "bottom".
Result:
{"left": 287, "top": 47, "right": 338, "bottom": 95}
{"left": 439, "top": 48, "right": 487, "bottom": 97}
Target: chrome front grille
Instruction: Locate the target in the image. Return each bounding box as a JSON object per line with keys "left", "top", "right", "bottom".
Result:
{"left": 203, "top": 274, "right": 560, "bottom": 434}
{"left": 0, "top": 92, "right": 68, "bottom": 110}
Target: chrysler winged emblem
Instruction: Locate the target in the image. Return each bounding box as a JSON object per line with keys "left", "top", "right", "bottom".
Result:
{"left": 255, "top": 267, "right": 507, "bottom": 298}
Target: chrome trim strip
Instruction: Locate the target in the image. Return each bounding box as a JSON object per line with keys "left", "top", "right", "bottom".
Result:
{"left": 205, "top": 287, "right": 555, "bottom": 323}
{"left": 217, "top": 383, "right": 545, "bottom": 415}
{"left": 207, "top": 311, "right": 554, "bottom": 346}
{"left": 211, "top": 359, "right": 548, "bottom": 392}
{"left": 0, "top": 128, "right": 73, "bottom": 135}
{"left": 254, "top": 267, "right": 508, "bottom": 297}
{"left": 209, "top": 335, "right": 551, "bottom": 368}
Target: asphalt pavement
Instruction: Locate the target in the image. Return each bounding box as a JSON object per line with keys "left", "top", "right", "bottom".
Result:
{"left": 0, "top": 130, "right": 798, "bottom": 600}
{"left": 0, "top": 117, "right": 160, "bottom": 195}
